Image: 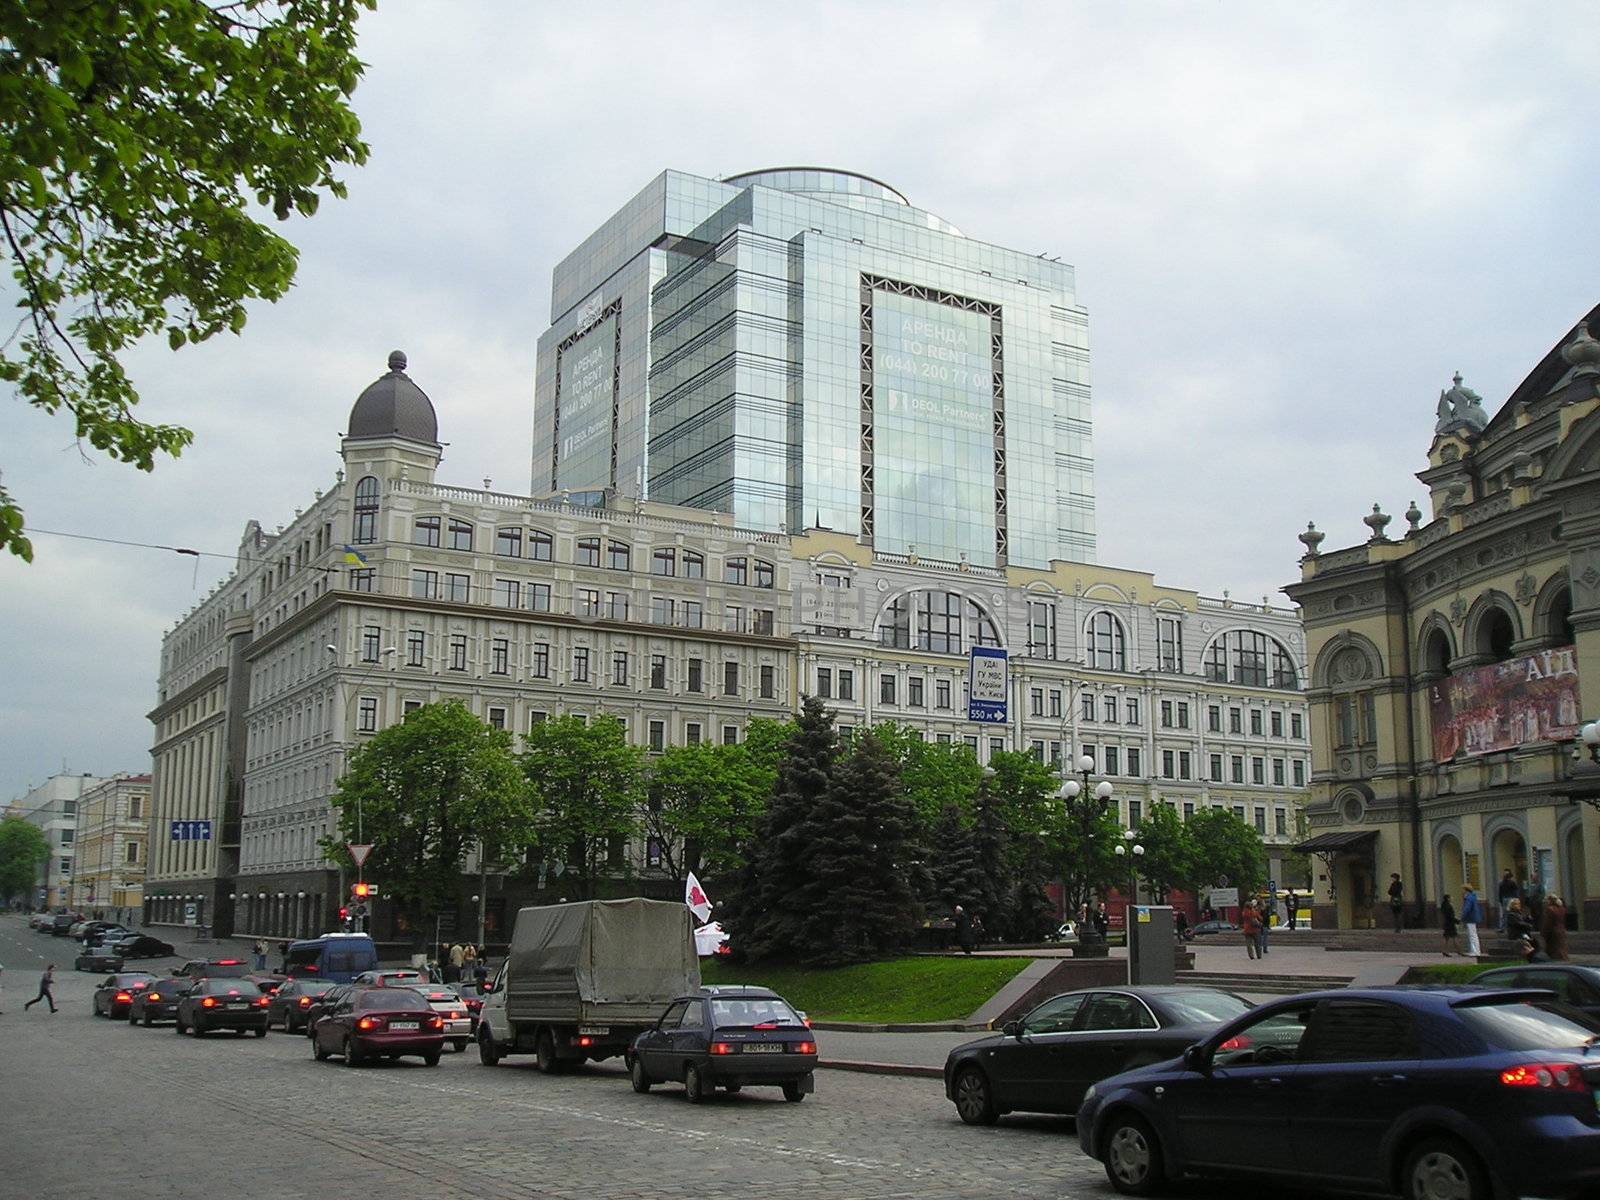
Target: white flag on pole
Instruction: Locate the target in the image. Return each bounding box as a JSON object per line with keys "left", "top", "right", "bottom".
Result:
{"left": 685, "top": 871, "right": 713, "bottom": 923}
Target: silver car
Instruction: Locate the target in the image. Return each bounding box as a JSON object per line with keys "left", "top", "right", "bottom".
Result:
{"left": 404, "top": 983, "right": 474, "bottom": 1051}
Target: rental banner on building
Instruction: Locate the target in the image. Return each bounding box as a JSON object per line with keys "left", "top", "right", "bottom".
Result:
{"left": 1429, "top": 645, "right": 1580, "bottom": 760}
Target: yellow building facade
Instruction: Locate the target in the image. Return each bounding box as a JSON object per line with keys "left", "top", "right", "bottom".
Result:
{"left": 1287, "top": 306, "right": 1600, "bottom": 930}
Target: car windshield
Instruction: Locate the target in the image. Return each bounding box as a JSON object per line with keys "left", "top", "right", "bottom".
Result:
{"left": 197, "top": 961, "right": 249, "bottom": 978}
{"left": 199, "top": 980, "right": 252, "bottom": 997}
{"left": 294, "top": 980, "right": 336, "bottom": 996}
{"left": 1456, "top": 999, "right": 1600, "bottom": 1050}
{"left": 709, "top": 997, "right": 803, "bottom": 1026}
{"left": 1160, "top": 992, "right": 1255, "bottom": 1025}
{"left": 359, "top": 989, "right": 429, "bottom": 1012}
{"left": 115, "top": 974, "right": 156, "bottom": 985}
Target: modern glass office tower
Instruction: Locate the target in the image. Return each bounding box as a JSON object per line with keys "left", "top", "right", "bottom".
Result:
{"left": 532, "top": 168, "right": 1095, "bottom": 569}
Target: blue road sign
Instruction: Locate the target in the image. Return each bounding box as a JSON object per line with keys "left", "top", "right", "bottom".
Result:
{"left": 967, "top": 646, "right": 1009, "bottom": 724}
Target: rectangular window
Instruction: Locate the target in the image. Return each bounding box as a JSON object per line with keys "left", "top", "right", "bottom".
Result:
{"left": 1233, "top": 804, "right": 1246, "bottom": 821}
{"left": 1272, "top": 758, "right": 1285, "bottom": 786}
{"left": 449, "top": 636, "right": 467, "bottom": 671}
{"left": 722, "top": 725, "right": 738, "bottom": 746}
{"left": 650, "top": 655, "right": 666, "bottom": 690}
{"left": 126, "top": 842, "right": 139, "bottom": 864}
{"left": 648, "top": 720, "right": 665, "bottom": 752}
{"left": 573, "top": 647, "right": 590, "bottom": 683}
{"left": 487, "top": 706, "right": 506, "bottom": 730}
{"left": 413, "top": 516, "right": 440, "bottom": 547}
{"left": 724, "top": 604, "right": 745, "bottom": 633}
{"left": 724, "top": 661, "right": 740, "bottom": 696}
{"left": 754, "top": 560, "right": 775, "bottom": 589}
{"left": 760, "top": 665, "right": 775, "bottom": 700}
{"left": 685, "top": 722, "right": 701, "bottom": 745}
{"left": 1162, "top": 749, "right": 1175, "bottom": 778}
{"left": 606, "top": 592, "right": 628, "bottom": 621}
{"left": 491, "top": 638, "right": 509, "bottom": 675}
{"left": 404, "top": 699, "right": 423, "bottom": 715}
{"left": 349, "top": 568, "right": 374, "bottom": 592}
{"left": 1252, "top": 757, "right": 1265, "bottom": 785}
{"left": 1082, "top": 692, "right": 1096, "bottom": 721}
{"left": 1160, "top": 700, "right": 1173, "bottom": 728}
{"left": 1270, "top": 711, "right": 1284, "bottom": 738}
{"left": 528, "top": 710, "right": 547, "bottom": 731}
{"left": 1105, "top": 745, "right": 1120, "bottom": 775}
{"left": 1254, "top": 807, "right": 1267, "bottom": 834}
{"left": 1183, "top": 801, "right": 1195, "bottom": 820}
{"left": 495, "top": 527, "right": 522, "bottom": 557}
{"left": 1128, "top": 799, "right": 1143, "bottom": 827}
{"left": 752, "top": 609, "right": 775, "bottom": 636}
{"left": 1275, "top": 808, "right": 1287, "bottom": 836}
{"left": 908, "top": 677, "right": 925, "bottom": 708}
{"left": 688, "top": 658, "right": 702, "bottom": 693}
{"left": 1231, "top": 755, "right": 1245, "bottom": 783}
{"left": 1291, "top": 712, "right": 1304, "bottom": 740}
{"left": 1127, "top": 748, "right": 1142, "bottom": 778}
{"left": 1082, "top": 743, "right": 1097, "bottom": 770}
{"left": 129, "top": 798, "right": 142, "bottom": 820}
{"left": 725, "top": 557, "right": 748, "bottom": 586}
{"left": 357, "top": 696, "right": 378, "bottom": 732}
{"left": 1048, "top": 741, "right": 1063, "bottom": 768}
{"left": 1156, "top": 616, "right": 1183, "bottom": 672}
{"left": 964, "top": 735, "right": 979, "bottom": 752}
{"left": 816, "top": 667, "right": 833, "bottom": 699}
{"left": 1125, "top": 698, "right": 1140, "bottom": 725}
{"left": 1362, "top": 694, "right": 1378, "bottom": 744}
{"left": 652, "top": 547, "right": 675, "bottom": 576}
{"left": 1179, "top": 751, "right": 1192, "bottom": 780}
{"left": 937, "top": 679, "right": 951, "bottom": 709}
{"left": 1103, "top": 696, "right": 1118, "bottom": 722}
{"left": 606, "top": 541, "right": 630, "bottom": 571}
{"left": 1048, "top": 689, "right": 1062, "bottom": 718}
{"left": 678, "top": 600, "right": 705, "bottom": 629}
{"left": 989, "top": 737, "right": 1006, "bottom": 759}
{"left": 839, "top": 669, "right": 855, "bottom": 701}
{"left": 1030, "top": 687, "right": 1044, "bottom": 716}
{"left": 1176, "top": 702, "right": 1190, "bottom": 729}
{"left": 531, "top": 643, "right": 549, "bottom": 679}
{"left": 444, "top": 573, "right": 470, "bottom": 603}
{"left": 577, "top": 588, "right": 600, "bottom": 618}
{"left": 1336, "top": 698, "right": 1357, "bottom": 748}
{"left": 880, "top": 674, "right": 897, "bottom": 705}
{"left": 612, "top": 651, "right": 628, "bottom": 686}
{"left": 683, "top": 551, "right": 704, "bottom": 579}
{"left": 1027, "top": 600, "right": 1057, "bottom": 659}
{"left": 1250, "top": 709, "right": 1263, "bottom": 736}
{"left": 1229, "top": 707, "right": 1242, "bottom": 734}
{"left": 1030, "top": 740, "right": 1046, "bottom": 763}
{"left": 576, "top": 537, "right": 600, "bottom": 567}
{"left": 528, "top": 583, "right": 551, "bottom": 612}
{"left": 1293, "top": 759, "right": 1306, "bottom": 786}
{"left": 494, "top": 579, "right": 520, "bottom": 609}
{"left": 362, "top": 625, "right": 381, "bottom": 662}
{"left": 650, "top": 597, "right": 673, "bottom": 625}
{"left": 1210, "top": 753, "right": 1224, "bottom": 782}
{"left": 448, "top": 520, "right": 473, "bottom": 551}
{"left": 527, "top": 530, "right": 552, "bottom": 561}
{"left": 1207, "top": 705, "right": 1221, "bottom": 733}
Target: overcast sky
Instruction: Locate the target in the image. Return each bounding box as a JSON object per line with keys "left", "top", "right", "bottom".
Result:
{"left": 3, "top": 3, "right": 1596, "bottom": 800}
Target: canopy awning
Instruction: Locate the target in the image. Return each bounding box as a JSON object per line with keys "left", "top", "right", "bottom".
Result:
{"left": 1294, "top": 830, "right": 1378, "bottom": 855}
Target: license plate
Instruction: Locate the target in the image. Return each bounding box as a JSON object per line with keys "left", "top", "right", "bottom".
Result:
{"left": 744, "top": 1043, "right": 785, "bottom": 1053}
{"left": 390, "top": 1021, "right": 419, "bottom": 1031}
{"left": 578, "top": 1026, "right": 610, "bottom": 1035}
{"left": 227, "top": 1002, "right": 249, "bottom": 1009}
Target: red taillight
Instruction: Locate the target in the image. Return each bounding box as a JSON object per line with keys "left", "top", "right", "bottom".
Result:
{"left": 753, "top": 1022, "right": 777, "bottom": 1030}
{"left": 201, "top": 997, "right": 217, "bottom": 1008}
{"left": 147, "top": 992, "right": 161, "bottom": 1002}
{"left": 299, "top": 997, "right": 312, "bottom": 1008}
{"left": 577, "top": 1035, "right": 593, "bottom": 1047}
{"left": 1500, "top": 1063, "right": 1587, "bottom": 1092}
{"left": 356, "top": 1017, "right": 378, "bottom": 1031}
{"left": 796, "top": 1041, "right": 817, "bottom": 1055}
{"left": 465, "top": 999, "right": 482, "bottom": 1012}
{"left": 256, "top": 997, "right": 270, "bottom": 1007}
{"left": 1218, "top": 1034, "right": 1252, "bottom": 1052}
{"left": 114, "top": 992, "right": 131, "bottom": 1003}
{"left": 710, "top": 1042, "right": 736, "bottom": 1055}
{"left": 429, "top": 1016, "right": 444, "bottom": 1030}
{"left": 217, "top": 960, "right": 243, "bottom": 966}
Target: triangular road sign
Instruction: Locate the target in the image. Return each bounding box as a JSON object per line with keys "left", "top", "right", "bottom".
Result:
{"left": 348, "top": 843, "right": 373, "bottom": 868}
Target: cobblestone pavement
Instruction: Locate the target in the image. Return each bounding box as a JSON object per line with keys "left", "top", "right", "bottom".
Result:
{"left": 1, "top": 918, "right": 1118, "bottom": 1200}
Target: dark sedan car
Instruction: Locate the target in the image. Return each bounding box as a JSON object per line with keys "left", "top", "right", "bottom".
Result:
{"left": 1077, "top": 987, "right": 1600, "bottom": 1200}
{"left": 1473, "top": 963, "right": 1600, "bottom": 1018}
{"left": 92, "top": 972, "right": 157, "bottom": 1018}
{"left": 112, "top": 934, "right": 176, "bottom": 960}
{"left": 173, "top": 958, "right": 250, "bottom": 981}
{"left": 628, "top": 986, "right": 818, "bottom": 1104}
{"left": 126, "top": 977, "right": 191, "bottom": 1026}
{"left": 312, "top": 986, "right": 444, "bottom": 1066}
{"left": 944, "top": 987, "right": 1254, "bottom": 1126}
{"left": 268, "top": 978, "right": 336, "bottom": 1033}
{"left": 75, "top": 945, "right": 126, "bottom": 972}
{"left": 302, "top": 983, "right": 360, "bottom": 1036}
{"left": 174, "top": 978, "right": 270, "bottom": 1037}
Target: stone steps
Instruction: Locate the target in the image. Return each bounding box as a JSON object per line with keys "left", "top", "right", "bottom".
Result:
{"left": 1178, "top": 970, "right": 1353, "bottom": 996}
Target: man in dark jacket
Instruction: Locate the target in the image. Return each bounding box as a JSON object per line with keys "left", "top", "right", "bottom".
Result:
{"left": 24, "top": 964, "right": 57, "bottom": 1013}
{"left": 1497, "top": 870, "right": 1519, "bottom": 933}
{"left": 954, "top": 906, "right": 974, "bottom": 954}
{"left": 1387, "top": 874, "right": 1405, "bottom": 932}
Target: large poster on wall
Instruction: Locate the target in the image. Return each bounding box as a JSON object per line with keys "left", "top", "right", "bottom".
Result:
{"left": 553, "top": 297, "right": 620, "bottom": 492}
{"left": 1429, "top": 645, "right": 1581, "bottom": 760}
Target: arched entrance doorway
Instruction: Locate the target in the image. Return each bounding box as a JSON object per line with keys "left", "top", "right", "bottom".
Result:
{"left": 1490, "top": 827, "right": 1528, "bottom": 891}
{"left": 1564, "top": 824, "right": 1587, "bottom": 931}
{"left": 1437, "top": 834, "right": 1464, "bottom": 906}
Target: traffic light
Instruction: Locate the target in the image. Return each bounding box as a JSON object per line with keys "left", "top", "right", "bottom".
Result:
{"left": 352, "top": 881, "right": 371, "bottom": 900}
{"left": 338, "top": 906, "right": 350, "bottom": 924}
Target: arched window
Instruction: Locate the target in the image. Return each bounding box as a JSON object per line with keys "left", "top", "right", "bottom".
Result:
{"left": 1086, "top": 612, "right": 1126, "bottom": 671}
{"left": 725, "top": 556, "right": 748, "bottom": 586}
{"left": 494, "top": 527, "right": 522, "bottom": 557}
{"left": 413, "top": 516, "right": 440, "bottom": 547}
{"left": 529, "top": 529, "right": 553, "bottom": 561}
{"left": 875, "top": 590, "right": 1000, "bottom": 654}
{"left": 352, "top": 476, "right": 379, "bottom": 544}
{"left": 448, "top": 519, "right": 473, "bottom": 551}
{"left": 1548, "top": 587, "right": 1575, "bottom": 645}
{"left": 1477, "top": 607, "right": 1515, "bottom": 662}
{"left": 1204, "top": 630, "right": 1300, "bottom": 690}
{"left": 753, "top": 559, "right": 775, "bottom": 589}
{"left": 1422, "top": 628, "right": 1452, "bottom": 676}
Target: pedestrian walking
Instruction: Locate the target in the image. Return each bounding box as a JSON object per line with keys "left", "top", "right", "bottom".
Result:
{"left": 24, "top": 964, "right": 57, "bottom": 1013}
{"left": 1285, "top": 890, "right": 1298, "bottom": 931}
{"left": 1240, "top": 902, "right": 1262, "bottom": 960}
{"left": 252, "top": 938, "right": 268, "bottom": 972}
{"left": 954, "top": 905, "right": 974, "bottom": 954}
{"left": 463, "top": 942, "right": 478, "bottom": 973}
{"left": 1496, "top": 869, "right": 1519, "bottom": 933}
{"left": 1387, "top": 873, "right": 1405, "bottom": 932}
{"left": 446, "top": 942, "right": 464, "bottom": 983}
{"left": 1541, "top": 895, "right": 1570, "bottom": 961}
{"left": 1459, "top": 885, "right": 1482, "bottom": 957}
{"left": 1439, "top": 895, "right": 1458, "bottom": 956}
{"left": 1093, "top": 903, "right": 1109, "bottom": 941}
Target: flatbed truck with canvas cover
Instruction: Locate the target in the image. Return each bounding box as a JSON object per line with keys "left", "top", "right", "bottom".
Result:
{"left": 476, "top": 898, "right": 700, "bottom": 1072}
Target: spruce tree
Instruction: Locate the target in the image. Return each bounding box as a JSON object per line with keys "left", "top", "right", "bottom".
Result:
{"left": 929, "top": 803, "right": 986, "bottom": 915}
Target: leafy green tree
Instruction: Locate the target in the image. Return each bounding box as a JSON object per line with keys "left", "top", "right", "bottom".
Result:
{"left": 644, "top": 742, "right": 766, "bottom": 881}
{"left": 1051, "top": 796, "right": 1126, "bottom": 919}
{"left": 1186, "top": 806, "right": 1267, "bottom": 897}
{"left": 871, "top": 721, "right": 984, "bottom": 830}
{"left": 521, "top": 715, "right": 645, "bottom": 899}
{"left": 982, "top": 751, "right": 1063, "bottom": 939}
{"left": 324, "top": 701, "right": 526, "bottom": 939}
{"left": 0, "top": 816, "right": 50, "bottom": 903}
{"left": 1133, "top": 804, "right": 1196, "bottom": 903}
{"left": 0, "top": 0, "right": 373, "bottom": 561}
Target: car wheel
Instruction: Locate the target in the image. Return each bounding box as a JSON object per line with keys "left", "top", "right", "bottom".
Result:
{"left": 781, "top": 1079, "right": 807, "bottom": 1103}
{"left": 423, "top": 1050, "right": 441, "bottom": 1067}
{"left": 142, "top": 1010, "right": 153, "bottom": 1027}
{"left": 723, "top": 1083, "right": 742, "bottom": 1094}
{"left": 452, "top": 1039, "right": 468, "bottom": 1054}
{"left": 1102, "top": 1113, "right": 1166, "bottom": 1196}
{"left": 1403, "top": 1136, "right": 1491, "bottom": 1200}
{"left": 535, "top": 1030, "right": 562, "bottom": 1075}
{"left": 253, "top": 1025, "right": 267, "bottom": 1038}
{"left": 684, "top": 1062, "right": 706, "bottom": 1104}
{"left": 630, "top": 1056, "right": 653, "bottom": 1094}
{"left": 192, "top": 1021, "right": 206, "bottom": 1038}
{"left": 478, "top": 1028, "right": 502, "bottom": 1066}
{"left": 174, "top": 1015, "right": 186, "bottom": 1035}
{"left": 953, "top": 1066, "right": 998, "bottom": 1126}
{"left": 313, "top": 1035, "right": 329, "bottom": 1062}
{"left": 343, "top": 1037, "right": 362, "bottom": 1067}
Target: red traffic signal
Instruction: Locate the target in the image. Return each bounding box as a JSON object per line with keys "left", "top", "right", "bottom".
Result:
{"left": 352, "top": 882, "right": 372, "bottom": 899}
{"left": 338, "top": 906, "right": 350, "bottom": 921}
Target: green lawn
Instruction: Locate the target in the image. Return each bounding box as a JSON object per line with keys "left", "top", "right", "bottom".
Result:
{"left": 1399, "top": 961, "right": 1517, "bottom": 984}
{"left": 701, "top": 955, "right": 1033, "bottom": 1024}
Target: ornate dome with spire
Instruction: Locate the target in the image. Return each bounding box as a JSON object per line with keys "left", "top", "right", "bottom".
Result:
{"left": 346, "top": 350, "right": 438, "bottom": 444}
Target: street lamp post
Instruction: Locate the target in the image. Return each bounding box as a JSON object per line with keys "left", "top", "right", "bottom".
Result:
{"left": 1114, "top": 828, "right": 1146, "bottom": 916}
{"left": 1059, "top": 752, "right": 1115, "bottom": 945}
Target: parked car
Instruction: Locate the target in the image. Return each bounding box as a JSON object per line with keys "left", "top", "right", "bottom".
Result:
{"left": 174, "top": 978, "right": 271, "bottom": 1037}
{"left": 351, "top": 968, "right": 427, "bottom": 988}
{"left": 50, "top": 913, "right": 82, "bottom": 936}
{"left": 111, "top": 934, "right": 175, "bottom": 960}
{"left": 172, "top": 958, "right": 250, "bottom": 981}
{"left": 1473, "top": 963, "right": 1600, "bottom": 1019}
{"left": 1046, "top": 921, "right": 1080, "bottom": 944}
{"left": 302, "top": 983, "right": 361, "bottom": 1036}
{"left": 402, "top": 984, "right": 474, "bottom": 1051}
{"left": 76, "top": 945, "right": 126, "bottom": 972}
{"left": 77, "top": 921, "right": 128, "bottom": 945}
{"left": 267, "top": 978, "right": 337, "bottom": 1033}
{"left": 126, "top": 977, "right": 191, "bottom": 1026}
{"left": 628, "top": 985, "right": 818, "bottom": 1103}
{"left": 944, "top": 987, "right": 1255, "bottom": 1126}
{"left": 1187, "top": 920, "right": 1240, "bottom": 937}
{"left": 1077, "top": 987, "right": 1600, "bottom": 1200}
{"left": 92, "top": 972, "right": 157, "bottom": 1018}
{"left": 311, "top": 986, "right": 444, "bottom": 1066}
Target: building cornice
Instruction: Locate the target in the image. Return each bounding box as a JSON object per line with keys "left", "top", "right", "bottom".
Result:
{"left": 147, "top": 667, "right": 229, "bottom": 724}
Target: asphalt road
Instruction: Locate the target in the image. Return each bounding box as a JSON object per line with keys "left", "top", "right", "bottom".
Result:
{"left": 1, "top": 914, "right": 1125, "bottom": 1200}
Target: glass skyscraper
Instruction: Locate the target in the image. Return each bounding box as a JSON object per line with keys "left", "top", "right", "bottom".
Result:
{"left": 532, "top": 168, "right": 1095, "bottom": 568}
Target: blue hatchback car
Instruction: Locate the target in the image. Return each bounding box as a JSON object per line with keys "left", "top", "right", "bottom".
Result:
{"left": 1077, "top": 987, "right": 1600, "bottom": 1200}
